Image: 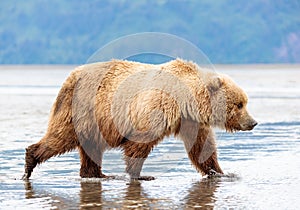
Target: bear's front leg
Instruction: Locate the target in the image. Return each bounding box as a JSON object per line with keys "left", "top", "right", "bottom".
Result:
{"left": 124, "top": 156, "right": 155, "bottom": 181}
{"left": 189, "top": 126, "right": 223, "bottom": 176}
{"left": 122, "top": 140, "right": 156, "bottom": 181}
{"left": 180, "top": 121, "right": 223, "bottom": 176}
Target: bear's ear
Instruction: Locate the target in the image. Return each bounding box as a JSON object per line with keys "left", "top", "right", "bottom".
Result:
{"left": 207, "top": 76, "right": 223, "bottom": 94}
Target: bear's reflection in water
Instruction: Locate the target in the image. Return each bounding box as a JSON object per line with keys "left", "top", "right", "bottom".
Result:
{"left": 23, "top": 178, "right": 223, "bottom": 209}
{"left": 184, "top": 179, "right": 221, "bottom": 209}
{"left": 79, "top": 181, "right": 103, "bottom": 209}
{"left": 79, "top": 180, "right": 154, "bottom": 209}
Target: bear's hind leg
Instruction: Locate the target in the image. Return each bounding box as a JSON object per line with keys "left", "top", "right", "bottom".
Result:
{"left": 23, "top": 143, "right": 39, "bottom": 180}
{"left": 22, "top": 134, "right": 78, "bottom": 180}
{"left": 78, "top": 146, "right": 108, "bottom": 178}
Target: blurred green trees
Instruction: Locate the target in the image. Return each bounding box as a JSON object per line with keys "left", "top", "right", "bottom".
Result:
{"left": 0, "top": 0, "right": 299, "bottom": 64}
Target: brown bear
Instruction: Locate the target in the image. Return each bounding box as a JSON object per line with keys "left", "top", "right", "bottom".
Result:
{"left": 22, "top": 59, "right": 257, "bottom": 180}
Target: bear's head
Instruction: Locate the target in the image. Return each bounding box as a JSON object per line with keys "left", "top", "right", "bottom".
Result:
{"left": 206, "top": 74, "right": 257, "bottom": 132}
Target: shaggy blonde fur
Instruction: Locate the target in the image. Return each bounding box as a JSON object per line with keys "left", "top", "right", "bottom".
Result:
{"left": 23, "top": 59, "right": 257, "bottom": 180}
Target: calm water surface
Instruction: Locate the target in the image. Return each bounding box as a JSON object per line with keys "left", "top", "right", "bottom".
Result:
{"left": 0, "top": 65, "right": 299, "bottom": 209}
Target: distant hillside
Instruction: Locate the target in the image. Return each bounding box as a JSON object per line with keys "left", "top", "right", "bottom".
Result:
{"left": 0, "top": 0, "right": 299, "bottom": 64}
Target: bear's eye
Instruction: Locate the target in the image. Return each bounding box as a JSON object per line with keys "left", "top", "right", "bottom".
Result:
{"left": 237, "top": 102, "right": 243, "bottom": 109}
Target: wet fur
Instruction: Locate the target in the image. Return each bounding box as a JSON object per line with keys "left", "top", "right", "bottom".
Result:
{"left": 23, "top": 59, "right": 255, "bottom": 179}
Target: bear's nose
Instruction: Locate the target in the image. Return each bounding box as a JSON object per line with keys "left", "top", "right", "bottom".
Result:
{"left": 242, "top": 119, "right": 258, "bottom": 131}
{"left": 252, "top": 121, "right": 258, "bottom": 128}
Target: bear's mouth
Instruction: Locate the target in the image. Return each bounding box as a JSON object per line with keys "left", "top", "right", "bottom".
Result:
{"left": 226, "top": 122, "right": 257, "bottom": 132}
{"left": 240, "top": 121, "right": 258, "bottom": 131}
{"left": 225, "top": 123, "right": 242, "bottom": 133}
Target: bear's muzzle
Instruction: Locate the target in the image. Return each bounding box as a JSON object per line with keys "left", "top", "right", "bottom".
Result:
{"left": 240, "top": 117, "right": 257, "bottom": 131}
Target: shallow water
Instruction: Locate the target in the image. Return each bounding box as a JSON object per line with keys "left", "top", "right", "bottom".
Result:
{"left": 0, "top": 65, "right": 300, "bottom": 209}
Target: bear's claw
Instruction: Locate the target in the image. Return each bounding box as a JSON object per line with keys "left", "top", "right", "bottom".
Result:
{"left": 21, "top": 172, "right": 30, "bottom": 180}
{"left": 131, "top": 176, "right": 155, "bottom": 181}
{"left": 207, "top": 169, "right": 217, "bottom": 178}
